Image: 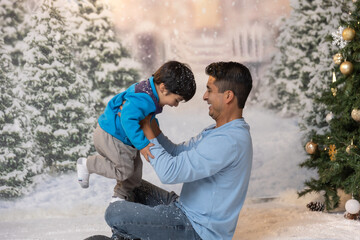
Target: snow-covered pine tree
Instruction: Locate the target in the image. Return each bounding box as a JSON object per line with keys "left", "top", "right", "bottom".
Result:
{"left": 299, "top": 1, "right": 360, "bottom": 210}
{"left": 0, "top": 0, "right": 29, "bottom": 67}
{"left": 259, "top": 0, "right": 349, "bottom": 122}
{"left": 72, "top": 0, "right": 140, "bottom": 114}
{"left": 0, "top": 35, "right": 30, "bottom": 198}
{"left": 0, "top": 0, "right": 41, "bottom": 198}
{"left": 22, "top": 0, "right": 96, "bottom": 172}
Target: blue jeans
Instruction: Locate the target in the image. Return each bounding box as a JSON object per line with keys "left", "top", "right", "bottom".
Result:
{"left": 105, "top": 180, "right": 202, "bottom": 240}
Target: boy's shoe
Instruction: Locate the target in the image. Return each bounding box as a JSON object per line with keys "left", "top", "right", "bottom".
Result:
{"left": 77, "top": 157, "right": 89, "bottom": 188}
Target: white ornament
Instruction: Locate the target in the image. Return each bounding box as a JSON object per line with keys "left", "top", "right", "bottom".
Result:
{"left": 332, "top": 26, "right": 348, "bottom": 49}
{"left": 326, "top": 112, "right": 334, "bottom": 123}
{"left": 345, "top": 198, "right": 360, "bottom": 214}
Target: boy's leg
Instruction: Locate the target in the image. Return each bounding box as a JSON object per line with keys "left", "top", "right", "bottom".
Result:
{"left": 87, "top": 125, "right": 137, "bottom": 181}
{"left": 113, "top": 151, "right": 143, "bottom": 201}
{"left": 105, "top": 181, "right": 201, "bottom": 240}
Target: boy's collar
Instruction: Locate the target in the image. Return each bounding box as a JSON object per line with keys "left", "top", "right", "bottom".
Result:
{"left": 149, "top": 76, "right": 159, "bottom": 102}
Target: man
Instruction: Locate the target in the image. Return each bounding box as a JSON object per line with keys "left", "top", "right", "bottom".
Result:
{"left": 105, "top": 61, "right": 253, "bottom": 240}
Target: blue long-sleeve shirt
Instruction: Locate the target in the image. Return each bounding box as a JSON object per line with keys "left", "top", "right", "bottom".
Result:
{"left": 149, "top": 119, "right": 253, "bottom": 240}
{"left": 98, "top": 77, "right": 162, "bottom": 150}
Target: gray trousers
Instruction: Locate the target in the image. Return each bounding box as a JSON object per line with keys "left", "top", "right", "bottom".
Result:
{"left": 87, "top": 125, "right": 143, "bottom": 200}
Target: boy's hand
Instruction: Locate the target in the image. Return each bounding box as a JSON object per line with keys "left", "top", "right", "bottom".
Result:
{"left": 140, "top": 143, "right": 155, "bottom": 162}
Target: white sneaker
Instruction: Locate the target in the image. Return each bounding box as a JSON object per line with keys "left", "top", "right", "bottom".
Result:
{"left": 110, "top": 196, "right": 125, "bottom": 203}
{"left": 77, "top": 157, "right": 89, "bottom": 188}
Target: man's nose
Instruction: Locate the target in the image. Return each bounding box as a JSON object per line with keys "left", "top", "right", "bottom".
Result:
{"left": 203, "top": 92, "right": 208, "bottom": 100}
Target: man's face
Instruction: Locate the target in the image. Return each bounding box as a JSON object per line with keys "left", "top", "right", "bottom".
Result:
{"left": 203, "top": 76, "right": 224, "bottom": 120}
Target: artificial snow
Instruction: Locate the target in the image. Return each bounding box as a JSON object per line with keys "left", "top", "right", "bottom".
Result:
{"left": 0, "top": 104, "right": 359, "bottom": 239}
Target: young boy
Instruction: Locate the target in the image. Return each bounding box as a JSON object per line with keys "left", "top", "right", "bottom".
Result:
{"left": 77, "top": 61, "right": 196, "bottom": 202}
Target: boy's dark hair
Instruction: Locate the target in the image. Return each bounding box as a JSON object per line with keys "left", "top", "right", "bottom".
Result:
{"left": 153, "top": 61, "right": 196, "bottom": 102}
{"left": 205, "top": 61, "right": 252, "bottom": 108}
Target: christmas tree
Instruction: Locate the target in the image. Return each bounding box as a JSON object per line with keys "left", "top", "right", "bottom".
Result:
{"left": 299, "top": 0, "right": 360, "bottom": 211}
{"left": 299, "top": 1, "right": 350, "bottom": 137}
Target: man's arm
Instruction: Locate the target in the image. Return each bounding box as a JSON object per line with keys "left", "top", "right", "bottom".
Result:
{"left": 141, "top": 116, "right": 203, "bottom": 158}
{"left": 147, "top": 133, "right": 235, "bottom": 184}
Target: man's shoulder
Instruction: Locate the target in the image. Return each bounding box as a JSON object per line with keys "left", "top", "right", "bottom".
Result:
{"left": 203, "top": 121, "right": 251, "bottom": 146}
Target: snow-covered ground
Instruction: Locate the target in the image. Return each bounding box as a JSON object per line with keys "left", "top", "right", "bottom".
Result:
{"left": 1, "top": 102, "right": 359, "bottom": 240}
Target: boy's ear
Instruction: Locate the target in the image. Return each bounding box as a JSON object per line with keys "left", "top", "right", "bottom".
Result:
{"left": 159, "top": 83, "right": 168, "bottom": 94}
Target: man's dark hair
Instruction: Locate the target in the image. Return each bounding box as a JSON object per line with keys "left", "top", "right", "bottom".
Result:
{"left": 153, "top": 61, "right": 196, "bottom": 102}
{"left": 205, "top": 62, "right": 252, "bottom": 108}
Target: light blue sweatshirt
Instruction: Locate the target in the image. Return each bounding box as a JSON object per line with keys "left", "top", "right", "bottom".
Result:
{"left": 149, "top": 119, "right": 253, "bottom": 240}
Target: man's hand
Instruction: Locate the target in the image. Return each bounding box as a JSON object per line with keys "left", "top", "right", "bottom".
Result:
{"left": 140, "top": 143, "right": 155, "bottom": 162}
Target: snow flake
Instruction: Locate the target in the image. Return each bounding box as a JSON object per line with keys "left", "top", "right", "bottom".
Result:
{"left": 331, "top": 26, "right": 348, "bottom": 49}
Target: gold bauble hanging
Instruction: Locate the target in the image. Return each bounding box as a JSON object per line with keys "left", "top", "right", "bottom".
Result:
{"left": 333, "top": 53, "right": 343, "bottom": 65}
{"left": 305, "top": 141, "right": 318, "bottom": 155}
{"left": 340, "top": 61, "right": 354, "bottom": 75}
{"left": 351, "top": 108, "right": 360, "bottom": 122}
{"left": 342, "top": 27, "right": 356, "bottom": 41}
{"left": 346, "top": 140, "right": 357, "bottom": 154}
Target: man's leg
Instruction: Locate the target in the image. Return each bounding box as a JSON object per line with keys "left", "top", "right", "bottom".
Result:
{"left": 105, "top": 180, "right": 201, "bottom": 240}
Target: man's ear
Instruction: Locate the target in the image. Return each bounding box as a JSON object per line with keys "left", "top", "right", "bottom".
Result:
{"left": 224, "top": 90, "right": 235, "bottom": 103}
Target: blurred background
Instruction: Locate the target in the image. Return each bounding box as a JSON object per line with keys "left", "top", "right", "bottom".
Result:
{"left": 106, "top": 0, "right": 290, "bottom": 97}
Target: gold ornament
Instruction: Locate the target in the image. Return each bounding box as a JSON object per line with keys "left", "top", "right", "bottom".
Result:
{"left": 333, "top": 53, "right": 343, "bottom": 65}
{"left": 342, "top": 27, "right": 356, "bottom": 41}
{"left": 340, "top": 61, "right": 354, "bottom": 75}
{"left": 351, "top": 109, "right": 360, "bottom": 122}
{"left": 329, "top": 144, "right": 337, "bottom": 161}
{"left": 346, "top": 140, "right": 357, "bottom": 154}
{"left": 305, "top": 141, "right": 318, "bottom": 154}
{"left": 331, "top": 72, "right": 337, "bottom": 96}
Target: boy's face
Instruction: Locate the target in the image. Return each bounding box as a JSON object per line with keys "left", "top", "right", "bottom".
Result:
{"left": 159, "top": 91, "right": 184, "bottom": 107}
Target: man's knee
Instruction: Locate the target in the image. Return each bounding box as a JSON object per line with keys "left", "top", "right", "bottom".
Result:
{"left": 105, "top": 201, "right": 129, "bottom": 226}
